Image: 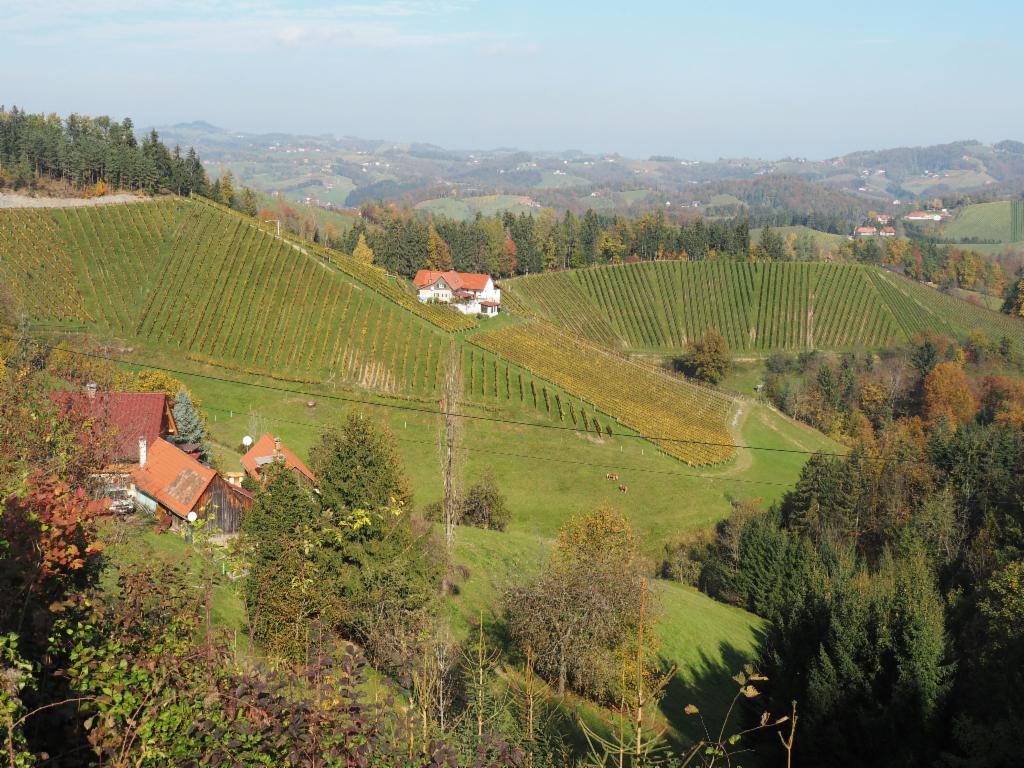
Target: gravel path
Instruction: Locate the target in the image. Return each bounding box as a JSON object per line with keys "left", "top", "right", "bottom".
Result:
{"left": 0, "top": 192, "right": 151, "bottom": 208}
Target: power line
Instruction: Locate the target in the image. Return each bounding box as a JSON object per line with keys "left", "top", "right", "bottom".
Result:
{"left": 4, "top": 331, "right": 846, "bottom": 460}
{"left": 203, "top": 405, "right": 795, "bottom": 487}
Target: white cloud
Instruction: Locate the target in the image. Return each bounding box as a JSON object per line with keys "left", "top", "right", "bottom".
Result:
{"left": 1, "top": 0, "right": 483, "bottom": 49}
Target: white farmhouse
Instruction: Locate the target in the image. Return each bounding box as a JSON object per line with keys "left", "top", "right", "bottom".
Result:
{"left": 413, "top": 270, "right": 501, "bottom": 316}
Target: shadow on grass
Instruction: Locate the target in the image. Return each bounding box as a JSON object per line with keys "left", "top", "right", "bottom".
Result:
{"left": 659, "top": 629, "right": 770, "bottom": 748}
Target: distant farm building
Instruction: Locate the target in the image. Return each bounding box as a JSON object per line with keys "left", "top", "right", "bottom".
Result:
{"left": 414, "top": 270, "right": 501, "bottom": 315}
{"left": 904, "top": 211, "right": 942, "bottom": 222}
{"left": 880, "top": 226, "right": 897, "bottom": 237}
{"left": 855, "top": 226, "right": 878, "bottom": 237}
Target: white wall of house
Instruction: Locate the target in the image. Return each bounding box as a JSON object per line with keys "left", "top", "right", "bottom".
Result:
{"left": 417, "top": 276, "right": 500, "bottom": 312}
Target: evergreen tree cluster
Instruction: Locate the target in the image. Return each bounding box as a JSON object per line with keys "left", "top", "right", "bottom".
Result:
{"left": 0, "top": 106, "right": 208, "bottom": 194}
{"left": 689, "top": 411, "right": 1024, "bottom": 767}
{"left": 339, "top": 205, "right": 751, "bottom": 279}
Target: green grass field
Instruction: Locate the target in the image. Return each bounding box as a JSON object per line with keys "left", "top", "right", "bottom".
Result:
{"left": 505, "top": 260, "right": 1024, "bottom": 354}
{"left": 154, "top": 351, "right": 820, "bottom": 736}
{"left": 415, "top": 194, "right": 540, "bottom": 221}
{"left": 750, "top": 225, "right": 848, "bottom": 254}
{"left": 900, "top": 169, "right": 996, "bottom": 196}
{"left": 940, "top": 200, "right": 1020, "bottom": 243}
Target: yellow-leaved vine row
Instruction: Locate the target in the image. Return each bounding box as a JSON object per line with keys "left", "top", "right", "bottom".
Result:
{"left": 469, "top": 321, "right": 737, "bottom": 466}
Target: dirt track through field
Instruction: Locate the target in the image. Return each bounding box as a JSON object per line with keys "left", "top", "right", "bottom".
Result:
{"left": 0, "top": 192, "right": 151, "bottom": 208}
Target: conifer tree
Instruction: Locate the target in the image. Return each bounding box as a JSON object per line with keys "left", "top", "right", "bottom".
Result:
{"left": 217, "top": 170, "right": 236, "bottom": 207}
{"left": 171, "top": 388, "right": 208, "bottom": 459}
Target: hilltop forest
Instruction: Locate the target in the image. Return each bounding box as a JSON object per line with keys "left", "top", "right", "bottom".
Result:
{"left": 0, "top": 106, "right": 208, "bottom": 195}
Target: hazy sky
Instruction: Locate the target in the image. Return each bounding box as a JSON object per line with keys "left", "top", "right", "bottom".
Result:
{"left": 3, "top": 0, "right": 1022, "bottom": 159}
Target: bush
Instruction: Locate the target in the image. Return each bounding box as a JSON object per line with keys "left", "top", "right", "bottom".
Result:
{"left": 460, "top": 470, "right": 510, "bottom": 531}
{"left": 421, "top": 470, "right": 511, "bottom": 532}
{"left": 674, "top": 331, "right": 732, "bottom": 384}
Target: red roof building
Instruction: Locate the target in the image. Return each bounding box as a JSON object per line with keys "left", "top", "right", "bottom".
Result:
{"left": 241, "top": 433, "right": 316, "bottom": 485}
{"left": 133, "top": 438, "right": 250, "bottom": 532}
{"left": 51, "top": 388, "right": 177, "bottom": 465}
{"left": 413, "top": 270, "right": 493, "bottom": 291}
{"left": 855, "top": 226, "right": 877, "bottom": 236}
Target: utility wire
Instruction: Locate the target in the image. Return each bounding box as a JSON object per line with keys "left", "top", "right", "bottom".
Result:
{"left": 4, "top": 331, "right": 846, "bottom": 460}
{"left": 203, "top": 404, "right": 795, "bottom": 487}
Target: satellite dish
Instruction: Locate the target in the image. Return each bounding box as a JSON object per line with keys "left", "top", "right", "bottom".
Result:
{"left": 242, "top": 435, "right": 254, "bottom": 448}
{"left": 187, "top": 511, "right": 198, "bottom": 523}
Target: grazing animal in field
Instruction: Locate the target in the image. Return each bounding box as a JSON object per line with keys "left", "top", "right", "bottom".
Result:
{"left": 605, "top": 472, "right": 619, "bottom": 481}
{"left": 618, "top": 484, "right": 628, "bottom": 493}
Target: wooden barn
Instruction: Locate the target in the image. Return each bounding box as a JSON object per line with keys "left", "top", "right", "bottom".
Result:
{"left": 132, "top": 438, "right": 251, "bottom": 533}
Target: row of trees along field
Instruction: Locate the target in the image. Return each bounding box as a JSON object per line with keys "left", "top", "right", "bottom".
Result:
{"left": 328, "top": 198, "right": 1016, "bottom": 303}
{"left": 0, "top": 106, "right": 208, "bottom": 195}
{"left": 661, "top": 330, "right": 1024, "bottom": 765}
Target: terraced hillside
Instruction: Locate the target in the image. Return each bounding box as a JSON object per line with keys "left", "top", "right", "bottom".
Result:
{"left": 469, "top": 321, "right": 736, "bottom": 466}
{"left": 505, "top": 261, "right": 1022, "bottom": 352}
{"left": 0, "top": 197, "right": 464, "bottom": 394}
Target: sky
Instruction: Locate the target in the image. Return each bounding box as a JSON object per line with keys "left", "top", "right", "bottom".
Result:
{"left": 2, "top": 0, "right": 1022, "bottom": 160}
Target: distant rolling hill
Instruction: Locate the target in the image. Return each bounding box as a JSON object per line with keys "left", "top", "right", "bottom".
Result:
{"left": 504, "top": 260, "right": 1024, "bottom": 354}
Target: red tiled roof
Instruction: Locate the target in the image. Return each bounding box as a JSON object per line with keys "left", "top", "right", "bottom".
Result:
{"left": 881, "top": 226, "right": 896, "bottom": 234}
{"left": 50, "top": 391, "right": 175, "bottom": 464}
{"left": 480, "top": 301, "right": 499, "bottom": 308}
{"left": 413, "top": 270, "right": 492, "bottom": 291}
{"left": 240, "top": 433, "right": 316, "bottom": 483}
{"left": 133, "top": 439, "right": 215, "bottom": 518}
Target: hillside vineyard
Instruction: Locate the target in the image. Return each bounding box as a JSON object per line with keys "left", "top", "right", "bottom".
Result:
{"left": 505, "top": 261, "right": 1024, "bottom": 353}
{"left": 0, "top": 198, "right": 457, "bottom": 394}
{"left": 0, "top": 197, "right": 740, "bottom": 466}
{"left": 470, "top": 322, "right": 736, "bottom": 465}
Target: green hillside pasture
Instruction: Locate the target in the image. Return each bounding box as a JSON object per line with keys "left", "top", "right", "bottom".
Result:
{"left": 414, "top": 197, "right": 473, "bottom": 220}
{"left": 750, "top": 225, "right": 848, "bottom": 254}
{"left": 536, "top": 171, "right": 588, "bottom": 189}
{"left": 450, "top": 526, "right": 765, "bottom": 743}
{"left": 505, "top": 262, "right": 902, "bottom": 353}
{"left": 468, "top": 321, "right": 738, "bottom": 466}
{"left": 146, "top": 345, "right": 833, "bottom": 552}
{"left": 415, "top": 195, "right": 540, "bottom": 222}
{"left": 900, "top": 169, "right": 996, "bottom": 196}
{"left": 940, "top": 200, "right": 1018, "bottom": 243}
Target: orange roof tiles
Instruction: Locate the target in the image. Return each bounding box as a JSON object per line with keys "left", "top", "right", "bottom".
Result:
{"left": 240, "top": 433, "right": 316, "bottom": 483}
{"left": 413, "top": 270, "right": 492, "bottom": 291}
{"left": 133, "top": 439, "right": 216, "bottom": 518}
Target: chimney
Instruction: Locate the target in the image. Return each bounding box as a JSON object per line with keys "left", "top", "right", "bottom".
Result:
{"left": 86, "top": 382, "right": 97, "bottom": 400}
{"left": 138, "top": 436, "right": 147, "bottom": 469}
